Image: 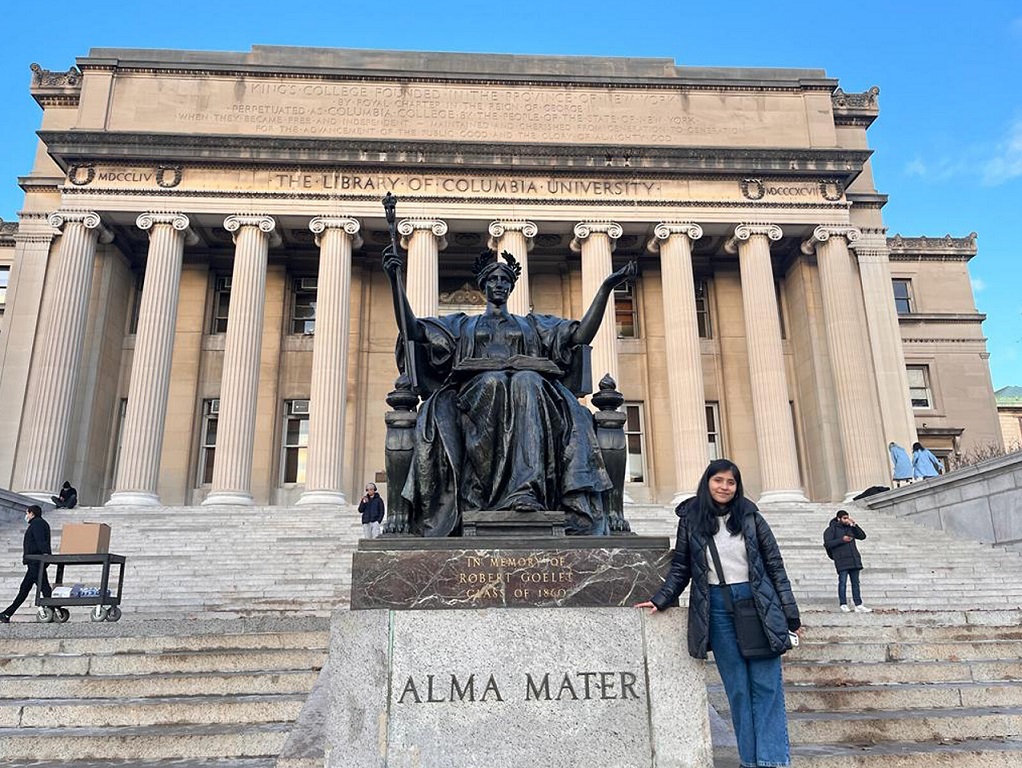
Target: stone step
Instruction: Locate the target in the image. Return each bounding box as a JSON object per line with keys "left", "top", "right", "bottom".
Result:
{"left": 0, "top": 722, "right": 292, "bottom": 761}
{"left": 0, "top": 670, "right": 321, "bottom": 700}
{"left": 3, "top": 693, "right": 306, "bottom": 728}
{"left": 788, "top": 706, "right": 1022, "bottom": 745}
{"left": 0, "top": 630, "right": 328, "bottom": 656}
{"left": 0, "top": 760, "right": 279, "bottom": 768}
{"left": 777, "top": 659, "right": 1022, "bottom": 686}
{"left": 0, "top": 647, "right": 325, "bottom": 677}
{"left": 717, "top": 739, "right": 1022, "bottom": 768}
{"left": 710, "top": 680, "right": 1022, "bottom": 714}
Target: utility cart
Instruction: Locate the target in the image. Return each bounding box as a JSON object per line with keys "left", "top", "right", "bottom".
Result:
{"left": 26, "top": 553, "right": 126, "bottom": 622}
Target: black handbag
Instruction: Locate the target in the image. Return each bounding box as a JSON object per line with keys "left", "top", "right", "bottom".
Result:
{"left": 707, "top": 537, "right": 783, "bottom": 660}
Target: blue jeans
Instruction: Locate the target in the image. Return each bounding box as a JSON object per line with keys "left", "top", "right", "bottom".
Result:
{"left": 709, "top": 583, "right": 790, "bottom": 767}
{"left": 837, "top": 568, "right": 862, "bottom": 606}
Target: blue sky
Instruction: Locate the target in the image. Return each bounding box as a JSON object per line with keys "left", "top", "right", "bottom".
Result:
{"left": 2, "top": 0, "right": 1020, "bottom": 387}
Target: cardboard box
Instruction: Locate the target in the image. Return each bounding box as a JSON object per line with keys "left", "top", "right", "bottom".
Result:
{"left": 60, "top": 522, "right": 111, "bottom": 554}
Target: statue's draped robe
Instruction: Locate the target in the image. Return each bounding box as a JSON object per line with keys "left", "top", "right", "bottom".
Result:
{"left": 400, "top": 310, "right": 613, "bottom": 536}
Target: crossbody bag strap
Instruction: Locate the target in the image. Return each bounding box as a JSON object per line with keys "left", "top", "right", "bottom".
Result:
{"left": 706, "top": 536, "right": 736, "bottom": 613}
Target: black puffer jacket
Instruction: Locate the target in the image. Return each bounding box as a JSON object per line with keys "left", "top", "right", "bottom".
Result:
{"left": 823, "top": 517, "right": 866, "bottom": 572}
{"left": 23, "top": 515, "right": 51, "bottom": 564}
{"left": 650, "top": 497, "right": 801, "bottom": 659}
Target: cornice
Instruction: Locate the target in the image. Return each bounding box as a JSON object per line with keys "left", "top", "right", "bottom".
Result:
{"left": 37, "top": 131, "right": 872, "bottom": 182}
{"left": 888, "top": 232, "right": 978, "bottom": 260}
{"left": 898, "top": 313, "right": 986, "bottom": 324}
{"left": 831, "top": 86, "right": 880, "bottom": 128}
{"left": 0, "top": 220, "right": 18, "bottom": 246}
{"left": 29, "top": 63, "right": 82, "bottom": 108}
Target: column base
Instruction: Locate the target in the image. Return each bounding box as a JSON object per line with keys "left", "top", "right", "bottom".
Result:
{"left": 201, "top": 491, "right": 255, "bottom": 506}
{"left": 757, "top": 489, "right": 809, "bottom": 505}
{"left": 106, "top": 491, "right": 161, "bottom": 507}
{"left": 296, "top": 490, "right": 348, "bottom": 506}
{"left": 670, "top": 490, "right": 696, "bottom": 508}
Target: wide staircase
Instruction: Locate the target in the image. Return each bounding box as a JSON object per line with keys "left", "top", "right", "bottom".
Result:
{"left": 0, "top": 501, "right": 1021, "bottom": 765}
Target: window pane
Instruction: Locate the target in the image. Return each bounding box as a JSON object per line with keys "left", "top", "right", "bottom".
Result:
{"left": 625, "top": 405, "right": 640, "bottom": 432}
{"left": 202, "top": 449, "right": 216, "bottom": 484}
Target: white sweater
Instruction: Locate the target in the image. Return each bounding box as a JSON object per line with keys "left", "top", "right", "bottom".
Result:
{"left": 707, "top": 525, "right": 750, "bottom": 585}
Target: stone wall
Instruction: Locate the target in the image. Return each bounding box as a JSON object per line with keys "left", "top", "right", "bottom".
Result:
{"left": 862, "top": 451, "right": 1022, "bottom": 549}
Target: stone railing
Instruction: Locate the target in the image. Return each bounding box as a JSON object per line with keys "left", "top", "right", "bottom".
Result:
{"left": 861, "top": 451, "right": 1022, "bottom": 550}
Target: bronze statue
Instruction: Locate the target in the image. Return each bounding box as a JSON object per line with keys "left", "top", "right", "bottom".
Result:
{"left": 382, "top": 196, "right": 636, "bottom": 536}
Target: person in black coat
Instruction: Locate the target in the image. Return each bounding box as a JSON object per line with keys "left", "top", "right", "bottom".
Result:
{"left": 823, "top": 510, "right": 871, "bottom": 613}
{"left": 51, "top": 481, "right": 78, "bottom": 509}
{"left": 358, "top": 483, "right": 385, "bottom": 539}
{"left": 637, "top": 459, "right": 802, "bottom": 768}
{"left": 0, "top": 505, "right": 52, "bottom": 622}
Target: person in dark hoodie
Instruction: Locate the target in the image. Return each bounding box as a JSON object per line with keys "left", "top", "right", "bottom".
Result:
{"left": 0, "top": 504, "right": 52, "bottom": 623}
{"left": 823, "top": 509, "right": 871, "bottom": 613}
{"left": 636, "top": 459, "right": 802, "bottom": 768}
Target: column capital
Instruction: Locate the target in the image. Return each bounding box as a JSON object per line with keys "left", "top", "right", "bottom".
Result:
{"left": 800, "top": 225, "right": 861, "bottom": 255}
{"left": 570, "top": 221, "right": 622, "bottom": 253}
{"left": 136, "top": 212, "right": 199, "bottom": 246}
{"left": 310, "top": 216, "right": 363, "bottom": 248}
{"left": 647, "top": 222, "right": 703, "bottom": 253}
{"left": 398, "top": 218, "right": 448, "bottom": 250}
{"left": 724, "top": 223, "right": 782, "bottom": 254}
{"left": 849, "top": 227, "right": 890, "bottom": 262}
{"left": 48, "top": 209, "right": 114, "bottom": 243}
{"left": 487, "top": 219, "right": 537, "bottom": 250}
{"left": 224, "top": 214, "right": 282, "bottom": 247}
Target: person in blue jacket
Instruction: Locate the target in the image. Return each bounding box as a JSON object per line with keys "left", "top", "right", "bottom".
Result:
{"left": 912, "top": 442, "right": 942, "bottom": 479}
{"left": 888, "top": 442, "right": 914, "bottom": 486}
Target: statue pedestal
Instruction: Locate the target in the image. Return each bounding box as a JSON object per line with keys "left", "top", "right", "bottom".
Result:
{"left": 325, "top": 607, "right": 712, "bottom": 768}
{"left": 350, "top": 536, "right": 672, "bottom": 610}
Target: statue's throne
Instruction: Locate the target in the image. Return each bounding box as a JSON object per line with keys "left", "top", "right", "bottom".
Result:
{"left": 383, "top": 343, "right": 631, "bottom": 537}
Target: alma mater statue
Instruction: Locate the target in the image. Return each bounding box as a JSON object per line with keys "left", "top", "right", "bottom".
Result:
{"left": 383, "top": 203, "right": 636, "bottom": 537}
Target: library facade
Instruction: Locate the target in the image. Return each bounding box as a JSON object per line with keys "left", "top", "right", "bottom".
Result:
{"left": 0, "top": 47, "right": 1002, "bottom": 508}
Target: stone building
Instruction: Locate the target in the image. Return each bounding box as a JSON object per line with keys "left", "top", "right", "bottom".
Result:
{"left": 0, "top": 47, "right": 1003, "bottom": 509}
{"left": 996, "top": 386, "right": 1022, "bottom": 452}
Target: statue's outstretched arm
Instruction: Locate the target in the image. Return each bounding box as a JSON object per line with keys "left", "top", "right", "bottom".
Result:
{"left": 383, "top": 245, "right": 426, "bottom": 343}
{"left": 572, "top": 261, "right": 638, "bottom": 345}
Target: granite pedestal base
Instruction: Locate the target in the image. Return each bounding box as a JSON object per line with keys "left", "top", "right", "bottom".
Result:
{"left": 326, "top": 607, "right": 712, "bottom": 768}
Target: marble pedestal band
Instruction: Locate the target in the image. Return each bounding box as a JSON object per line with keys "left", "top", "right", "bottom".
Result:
{"left": 16, "top": 211, "right": 113, "bottom": 501}
{"left": 108, "top": 213, "right": 198, "bottom": 507}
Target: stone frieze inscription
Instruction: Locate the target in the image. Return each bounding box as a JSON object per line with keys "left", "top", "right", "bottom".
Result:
{"left": 349, "top": 545, "right": 672, "bottom": 610}
{"left": 109, "top": 75, "right": 818, "bottom": 147}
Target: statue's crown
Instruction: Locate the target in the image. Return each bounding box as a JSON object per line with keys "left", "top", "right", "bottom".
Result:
{"left": 473, "top": 249, "right": 522, "bottom": 283}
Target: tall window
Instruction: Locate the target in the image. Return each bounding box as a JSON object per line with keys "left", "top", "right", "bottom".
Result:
{"left": 775, "top": 281, "right": 787, "bottom": 340}
{"left": 624, "top": 403, "right": 646, "bottom": 483}
{"left": 199, "top": 399, "right": 219, "bottom": 484}
{"left": 906, "top": 365, "right": 933, "bottom": 409}
{"left": 291, "top": 278, "right": 317, "bottom": 335}
{"left": 892, "top": 279, "right": 914, "bottom": 314}
{"left": 695, "top": 280, "right": 712, "bottom": 339}
{"left": 0, "top": 265, "right": 9, "bottom": 316}
{"left": 282, "top": 399, "right": 310, "bottom": 484}
{"left": 211, "top": 276, "right": 231, "bottom": 334}
{"left": 614, "top": 282, "right": 638, "bottom": 338}
{"left": 705, "top": 402, "right": 722, "bottom": 461}
{"left": 109, "top": 398, "right": 128, "bottom": 489}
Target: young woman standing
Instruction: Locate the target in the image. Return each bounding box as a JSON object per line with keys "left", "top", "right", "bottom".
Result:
{"left": 637, "top": 459, "right": 803, "bottom": 768}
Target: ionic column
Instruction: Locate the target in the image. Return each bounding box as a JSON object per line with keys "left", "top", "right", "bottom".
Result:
{"left": 571, "top": 222, "right": 622, "bottom": 390}
{"left": 488, "top": 220, "right": 537, "bottom": 316}
{"left": 108, "top": 213, "right": 198, "bottom": 506}
{"left": 398, "top": 219, "right": 448, "bottom": 318}
{"left": 802, "top": 226, "right": 889, "bottom": 497}
{"left": 203, "top": 215, "right": 280, "bottom": 506}
{"left": 648, "top": 223, "right": 706, "bottom": 502}
{"left": 852, "top": 234, "right": 918, "bottom": 450}
{"left": 298, "top": 217, "right": 362, "bottom": 506}
{"left": 16, "top": 211, "right": 113, "bottom": 500}
{"left": 725, "top": 224, "right": 806, "bottom": 503}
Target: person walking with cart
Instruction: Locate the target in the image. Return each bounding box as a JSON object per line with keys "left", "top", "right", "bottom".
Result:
{"left": 0, "top": 504, "right": 52, "bottom": 623}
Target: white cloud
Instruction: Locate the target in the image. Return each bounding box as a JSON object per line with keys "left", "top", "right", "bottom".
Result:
{"left": 982, "top": 118, "right": 1022, "bottom": 185}
{"left": 971, "top": 277, "right": 986, "bottom": 293}
{"left": 904, "top": 158, "right": 927, "bottom": 177}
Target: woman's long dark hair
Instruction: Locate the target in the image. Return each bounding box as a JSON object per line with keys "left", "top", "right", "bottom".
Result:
{"left": 691, "top": 458, "right": 747, "bottom": 537}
